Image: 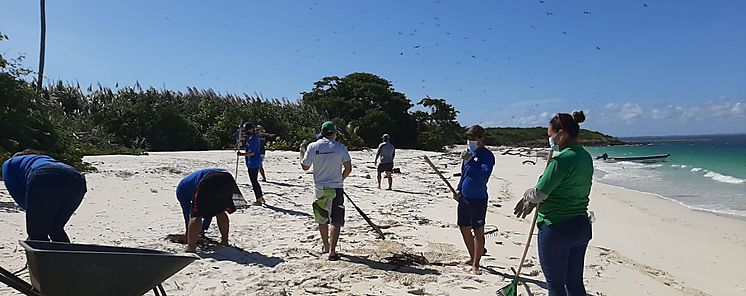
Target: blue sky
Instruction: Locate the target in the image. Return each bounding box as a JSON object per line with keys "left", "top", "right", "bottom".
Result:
{"left": 2, "top": 0, "right": 745, "bottom": 136}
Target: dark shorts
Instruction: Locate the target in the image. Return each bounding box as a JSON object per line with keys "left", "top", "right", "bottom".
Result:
{"left": 377, "top": 163, "right": 394, "bottom": 173}
{"left": 313, "top": 187, "right": 345, "bottom": 226}
{"left": 457, "top": 198, "right": 488, "bottom": 229}
{"left": 191, "top": 172, "right": 237, "bottom": 218}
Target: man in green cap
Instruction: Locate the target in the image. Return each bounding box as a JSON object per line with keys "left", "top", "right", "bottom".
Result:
{"left": 301, "top": 121, "right": 352, "bottom": 261}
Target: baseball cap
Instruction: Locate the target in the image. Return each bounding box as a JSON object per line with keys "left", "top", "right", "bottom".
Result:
{"left": 241, "top": 122, "right": 254, "bottom": 133}
{"left": 382, "top": 134, "right": 390, "bottom": 141}
{"left": 321, "top": 121, "right": 337, "bottom": 133}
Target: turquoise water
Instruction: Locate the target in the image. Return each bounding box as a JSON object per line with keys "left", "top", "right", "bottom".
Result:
{"left": 586, "top": 134, "right": 746, "bottom": 218}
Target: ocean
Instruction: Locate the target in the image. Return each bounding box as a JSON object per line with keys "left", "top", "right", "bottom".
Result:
{"left": 585, "top": 134, "right": 746, "bottom": 219}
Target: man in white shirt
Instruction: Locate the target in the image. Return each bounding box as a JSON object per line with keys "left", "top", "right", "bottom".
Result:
{"left": 301, "top": 121, "right": 352, "bottom": 261}
{"left": 374, "top": 134, "right": 396, "bottom": 190}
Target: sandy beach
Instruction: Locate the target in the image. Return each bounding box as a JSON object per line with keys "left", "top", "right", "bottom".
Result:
{"left": 1, "top": 148, "right": 744, "bottom": 296}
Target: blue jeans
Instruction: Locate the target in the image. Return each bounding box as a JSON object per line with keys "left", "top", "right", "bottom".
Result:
{"left": 25, "top": 165, "right": 87, "bottom": 242}
{"left": 538, "top": 215, "right": 592, "bottom": 296}
{"left": 248, "top": 167, "right": 263, "bottom": 199}
{"left": 177, "top": 193, "right": 212, "bottom": 231}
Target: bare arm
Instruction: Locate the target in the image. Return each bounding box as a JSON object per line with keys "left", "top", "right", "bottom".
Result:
{"left": 342, "top": 160, "right": 352, "bottom": 179}
{"left": 216, "top": 212, "right": 229, "bottom": 245}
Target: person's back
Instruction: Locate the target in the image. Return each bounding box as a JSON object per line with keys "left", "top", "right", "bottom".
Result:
{"left": 300, "top": 121, "right": 352, "bottom": 261}
{"left": 2, "top": 154, "right": 74, "bottom": 209}
{"left": 377, "top": 142, "right": 395, "bottom": 164}
{"left": 1, "top": 151, "right": 86, "bottom": 242}
{"left": 304, "top": 138, "right": 350, "bottom": 188}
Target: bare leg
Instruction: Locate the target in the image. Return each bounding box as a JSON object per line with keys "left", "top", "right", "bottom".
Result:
{"left": 319, "top": 224, "right": 330, "bottom": 253}
{"left": 471, "top": 227, "right": 485, "bottom": 275}
{"left": 329, "top": 225, "right": 341, "bottom": 256}
{"left": 216, "top": 212, "right": 229, "bottom": 246}
{"left": 259, "top": 166, "right": 267, "bottom": 182}
{"left": 386, "top": 172, "right": 393, "bottom": 190}
{"left": 459, "top": 227, "right": 475, "bottom": 265}
{"left": 186, "top": 217, "right": 203, "bottom": 252}
{"left": 376, "top": 171, "right": 382, "bottom": 189}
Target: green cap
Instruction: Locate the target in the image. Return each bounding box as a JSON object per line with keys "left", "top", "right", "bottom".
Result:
{"left": 321, "top": 121, "right": 337, "bottom": 133}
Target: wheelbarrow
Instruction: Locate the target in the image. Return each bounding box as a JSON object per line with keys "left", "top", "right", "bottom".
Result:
{"left": 0, "top": 240, "right": 198, "bottom": 296}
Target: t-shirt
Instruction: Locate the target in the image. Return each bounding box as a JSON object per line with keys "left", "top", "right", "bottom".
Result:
{"left": 176, "top": 168, "right": 225, "bottom": 202}
{"left": 245, "top": 135, "right": 263, "bottom": 169}
{"left": 535, "top": 144, "right": 594, "bottom": 225}
{"left": 457, "top": 147, "right": 495, "bottom": 200}
{"left": 301, "top": 138, "right": 351, "bottom": 188}
{"left": 377, "top": 142, "right": 396, "bottom": 164}
{"left": 2, "top": 154, "right": 75, "bottom": 209}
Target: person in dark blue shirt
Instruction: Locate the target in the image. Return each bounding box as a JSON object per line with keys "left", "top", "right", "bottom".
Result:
{"left": 1, "top": 149, "right": 87, "bottom": 242}
{"left": 236, "top": 122, "right": 265, "bottom": 205}
{"left": 176, "top": 168, "right": 240, "bottom": 252}
{"left": 455, "top": 125, "right": 495, "bottom": 275}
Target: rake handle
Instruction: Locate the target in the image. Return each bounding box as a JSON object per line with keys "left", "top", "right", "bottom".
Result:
{"left": 234, "top": 122, "right": 242, "bottom": 179}
{"left": 513, "top": 150, "right": 553, "bottom": 281}
{"left": 423, "top": 156, "right": 458, "bottom": 199}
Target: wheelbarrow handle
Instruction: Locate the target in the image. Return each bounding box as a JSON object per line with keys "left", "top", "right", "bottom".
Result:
{"left": 0, "top": 265, "right": 40, "bottom": 296}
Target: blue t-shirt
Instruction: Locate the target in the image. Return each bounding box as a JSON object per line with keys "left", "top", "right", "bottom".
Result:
{"left": 245, "top": 135, "right": 263, "bottom": 169}
{"left": 176, "top": 168, "right": 225, "bottom": 202}
{"left": 457, "top": 147, "right": 496, "bottom": 200}
{"left": 2, "top": 154, "right": 73, "bottom": 209}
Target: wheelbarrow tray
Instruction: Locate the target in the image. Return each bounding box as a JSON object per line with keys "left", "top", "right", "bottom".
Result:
{"left": 19, "top": 240, "right": 198, "bottom": 296}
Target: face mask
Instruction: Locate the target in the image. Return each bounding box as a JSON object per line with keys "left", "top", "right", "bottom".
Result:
{"left": 548, "top": 134, "right": 559, "bottom": 151}
{"left": 467, "top": 140, "right": 479, "bottom": 152}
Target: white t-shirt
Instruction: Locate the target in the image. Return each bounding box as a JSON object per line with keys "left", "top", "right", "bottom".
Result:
{"left": 377, "top": 142, "right": 395, "bottom": 164}
{"left": 302, "top": 138, "right": 351, "bottom": 188}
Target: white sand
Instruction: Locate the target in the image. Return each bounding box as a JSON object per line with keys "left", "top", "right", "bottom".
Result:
{"left": 1, "top": 149, "right": 744, "bottom": 295}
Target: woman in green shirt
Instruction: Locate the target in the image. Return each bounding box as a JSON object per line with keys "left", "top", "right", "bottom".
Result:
{"left": 514, "top": 111, "right": 593, "bottom": 296}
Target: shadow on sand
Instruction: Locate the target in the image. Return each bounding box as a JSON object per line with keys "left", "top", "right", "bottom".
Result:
{"left": 341, "top": 254, "right": 440, "bottom": 276}
{"left": 200, "top": 245, "right": 285, "bottom": 267}
{"left": 265, "top": 204, "right": 312, "bottom": 218}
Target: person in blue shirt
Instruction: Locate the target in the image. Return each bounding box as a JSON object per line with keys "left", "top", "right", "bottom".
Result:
{"left": 455, "top": 125, "right": 495, "bottom": 275}
{"left": 1, "top": 149, "right": 87, "bottom": 242}
{"left": 176, "top": 168, "right": 240, "bottom": 252}
{"left": 236, "top": 122, "right": 265, "bottom": 205}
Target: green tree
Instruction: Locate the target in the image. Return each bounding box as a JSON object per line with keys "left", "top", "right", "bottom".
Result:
{"left": 413, "top": 97, "right": 463, "bottom": 151}
{"left": 301, "top": 73, "right": 417, "bottom": 147}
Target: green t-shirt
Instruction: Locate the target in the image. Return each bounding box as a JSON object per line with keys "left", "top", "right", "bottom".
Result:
{"left": 535, "top": 144, "right": 594, "bottom": 225}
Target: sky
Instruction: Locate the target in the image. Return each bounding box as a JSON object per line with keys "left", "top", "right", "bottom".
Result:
{"left": 2, "top": 0, "right": 745, "bottom": 137}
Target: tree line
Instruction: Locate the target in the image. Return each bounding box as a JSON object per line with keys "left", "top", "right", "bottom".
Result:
{"left": 1, "top": 34, "right": 619, "bottom": 170}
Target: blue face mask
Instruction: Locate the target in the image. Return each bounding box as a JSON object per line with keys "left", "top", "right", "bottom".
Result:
{"left": 467, "top": 140, "right": 479, "bottom": 153}
{"left": 548, "top": 134, "right": 559, "bottom": 151}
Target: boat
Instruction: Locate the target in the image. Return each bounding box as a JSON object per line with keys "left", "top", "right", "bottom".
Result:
{"left": 596, "top": 153, "right": 670, "bottom": 163}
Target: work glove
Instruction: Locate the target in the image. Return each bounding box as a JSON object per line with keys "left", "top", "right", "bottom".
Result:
{"left": 513, "top": 188, "right": 538, "bottom": 219}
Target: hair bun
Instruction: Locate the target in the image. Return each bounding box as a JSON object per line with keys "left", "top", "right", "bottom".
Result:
{"left": 572, "top": 110, "right": 586, "bottom": 124}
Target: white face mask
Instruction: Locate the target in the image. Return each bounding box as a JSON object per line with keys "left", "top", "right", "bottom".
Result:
{"left": 467, "top": 140, "right": 479, "bottom": 153}
{"left": 548, "top": 133, "right": 559, "bottom": 151}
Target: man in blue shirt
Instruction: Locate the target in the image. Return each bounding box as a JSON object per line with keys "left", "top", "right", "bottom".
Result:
{"left": 1, "top": 149, "right": 87, "bottom": 242}
{"left": 455, "top": 125, "right": 495, "bottom": 275}
{"left": 237, "top": 122, "right": 265, "bottom": 205}
{"left": 176, "top": 168, "right": 240, "bottom": 252}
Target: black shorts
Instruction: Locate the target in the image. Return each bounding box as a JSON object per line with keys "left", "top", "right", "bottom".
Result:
{"left": 191, "top": 172, "right": 238, "bottom": 218}
{"left": 457, "top": 198, "right": 488, "bottom": 229}
{"left": 377, "top": 163, "right": 394, "bottom": 173}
